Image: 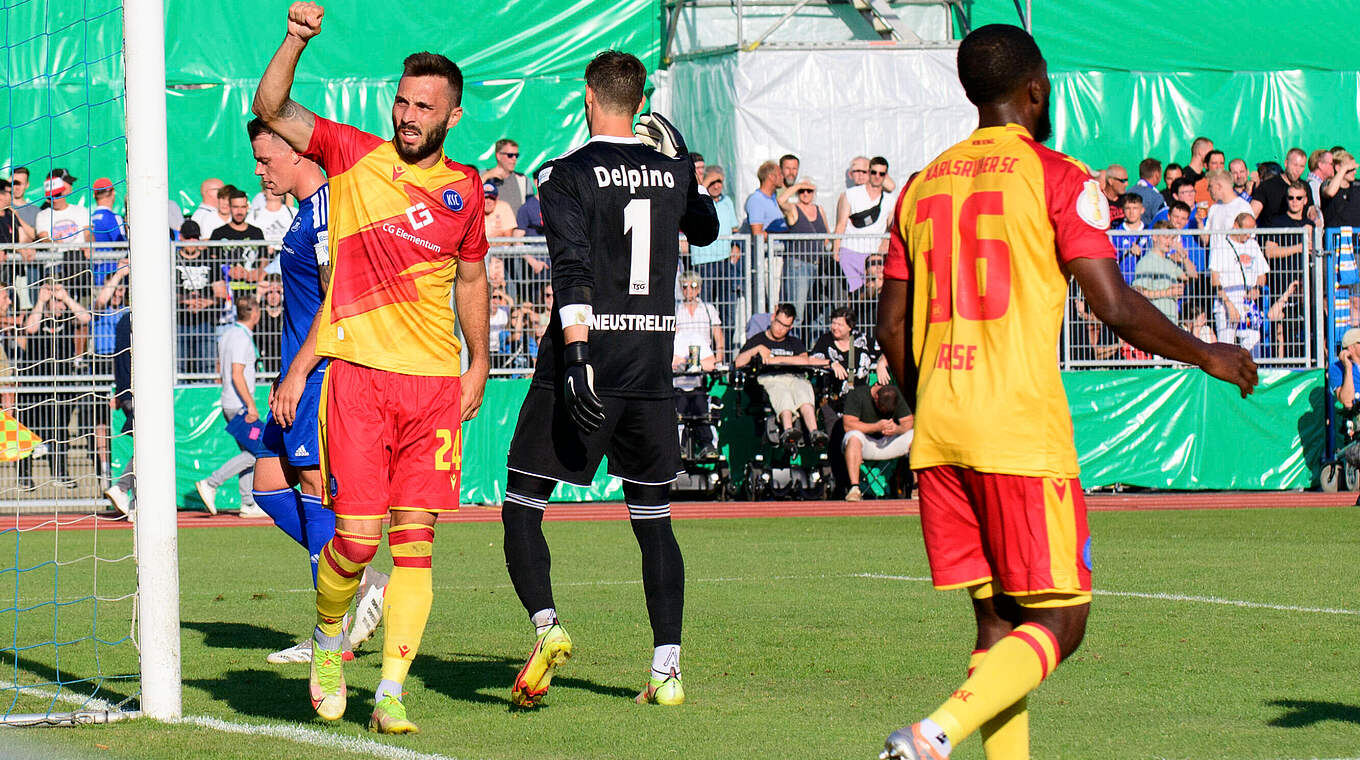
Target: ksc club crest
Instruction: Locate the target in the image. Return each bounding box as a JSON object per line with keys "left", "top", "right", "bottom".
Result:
{"left": 442, "top": 189, "right": 464, "bottom": 212}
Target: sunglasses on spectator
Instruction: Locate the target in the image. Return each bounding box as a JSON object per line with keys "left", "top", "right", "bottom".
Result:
{"left": 798, "top": 189, "right": 814, "bottom": 194}
{"left": 1111, "top": 176, "right": 1129, "bottom": 183}
{"left": 1288, "top": 194, "right": 1307, "bottom": 201}
{"left": 500, "top": 152, "right": 519, "bottom": 158}
{"left": 869, "top": 170, "right": 887, "bottom": 177}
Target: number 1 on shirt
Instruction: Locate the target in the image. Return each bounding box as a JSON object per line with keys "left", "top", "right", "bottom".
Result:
{"left": 917, "top": 191, "right": 1012, "bottom": 322}
{"left": 624, "top": 198, "right": 651, "bottom": 295}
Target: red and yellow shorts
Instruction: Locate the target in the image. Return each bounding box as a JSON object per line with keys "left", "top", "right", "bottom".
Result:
{"left": 916, "top": 465, "right": 1091, "bottom": 606}
{"left": 319, "top": 359, "right": 463, "bottom": 520}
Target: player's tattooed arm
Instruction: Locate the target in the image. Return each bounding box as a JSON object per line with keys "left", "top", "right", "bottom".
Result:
{"left": 252, "top": 2, "right": 322, "bottom": 153}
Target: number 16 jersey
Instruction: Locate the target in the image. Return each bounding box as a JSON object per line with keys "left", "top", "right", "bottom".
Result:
{"left": 884, "top": 124, "right": 1115, "bottom": 478}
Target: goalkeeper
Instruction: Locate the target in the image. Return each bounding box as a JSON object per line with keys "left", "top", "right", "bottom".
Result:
{"left": 502, "top": 51, "right": 718, "bottom": 708}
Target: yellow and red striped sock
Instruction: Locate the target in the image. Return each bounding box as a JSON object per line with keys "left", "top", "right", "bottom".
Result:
{"left": 315, "top": 528, "right": 379, "bottom": 639}
{"left": 967, "top": 648, "right": 1030, "bottom": 760}
{"left": 380, "top": 523, "right": 435, "bottom": 688}
{"left": 929, "top": 623, "right": 1059, "bottom": 748}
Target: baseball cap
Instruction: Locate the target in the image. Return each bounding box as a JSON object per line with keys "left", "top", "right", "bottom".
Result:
{"left": 1344, "top": 328, "right": 1360, "bottom": 349}
{"left": 92, "top": 177, "right": 114, "bottom": 191}
{"left": 43, "top": 177, "right": 67, "bottom": 197}
{"left": 483, "top": 181, "right": 499, "bottom": 197}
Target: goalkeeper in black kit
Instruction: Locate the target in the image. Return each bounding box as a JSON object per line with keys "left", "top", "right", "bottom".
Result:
{"left": 503, "top": 50, "right": 719, "bottom": 708}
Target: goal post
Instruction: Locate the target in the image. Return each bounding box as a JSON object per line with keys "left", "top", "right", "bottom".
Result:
{"left": 123, "top": 0, "right": 181, "bottom": 721}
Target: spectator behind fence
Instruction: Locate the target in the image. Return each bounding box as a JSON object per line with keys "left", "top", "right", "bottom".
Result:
{"left": 1164, "top": 200, "right": 1210, "bottom": 326}
{"left": 482, "top": 181, "right": 518, "bottom": 241}
{"left": 673, "top": 270, "right": 723, "bottom": 460}
{"left": 776, "top": 176, "right": 829, "bottom": 331}
{"left": 35, "top": 171, "right": 94, "bottom": 299}
{"left": 1132, "top": 221, "right": 1190, "bottom": 322}
{"left": 9, "top": 168, "right": 39, "bottom": 231}
{"left": 1263, "top": 180, "right": 1313, "bottom": 359}
{"left": 90, "top": 178, "right": 126, "bottom": 287}
{"left": 0, "top": 180, "right": 36, "bottom": 290}
{"left": 690, "top": 152, "right": 705, "bottom": 186}
{"left": 1180, "top": 136, "right": 1214, "bottom": 186}
{"left": 1210, "top": 213, "right": 1268, "bottom": 352}
{"left": 811, "top": 306, "right": 884, "bottom": 399}
{"left": 1100, "top": 164, "right": 1128, "bottom": 226}
{"left": 1111, "top": 194, "right": 1150, "bottom": 282}
{"left": 1159, "top": 177, "right": 1202, "bottom": 228}
{"left": 498, "top": 301, "right": 538, "bottom": 372}
{"left": 1193, "top": 149, "right": 1226, "bottom": 205}
{"left": 779, "top": 153, "right": 800, "bottom": 188}
{"left": 1308, "top": 148, "right": 1334, "bottom": 210}
{"left": 1229, "top": 158, "right": 1254, "bottom": 202}
{"left": 851, "top": 253, "right": 885, "bottom": 336}
{"left": 248, "top": 185, "right": 296, "bottom": 243}
{"left": 17, "top": 281, "right": 89, "bottom": 489}
{"left": 1130, "top": 158, "right": 1165, "bottom": 225}
{"left": 1253, "top": 147, "right": 1316, "bottom": 222}
{"left": 210, "top": 186, "right": 268, "bottom": 300}
{"left": 103, "top": 309, "right": 134, "bottom": 516}
{"left": 735, "top": 302, "right": 828, "bottom": 449}
{"left": 256, "top": 273, "right": 284, "bottom": 375}
{"left": 839, "top": 382, "right": 912, "bottom": 502}
{"left": 689, "top": 167, "right": 742, "bottom": 332}
{"left": 745, "top": 160, "right": 785, "bottom": 239}
{"left": 89, "top": 262, "right": 129, "bottom": 484}
{"left": 191, "top": 178, "right": 227, "bottom": 237}
{"left": 175, "top": 220, "right": 228, "bottom": 375}
{"left": 1321, "top": 150, "right": 1360, "bottom": 227}
{"left": 483, "top": 138, "right": 529, "bottom": 214}
{"left": 1205, "top": 170, "right": 1253, "bottom": 247}
{"left": 1160, "top": 163, "right": 1183, "bottom": 207}
{"left": 834, "top": 156, "right": 893, "bottom": 293}
{"left": 1330, "top": 328, "right": 1360, "bottom": 409}
{"left": 194, "top": 295, "right": 266, "bottom": 517}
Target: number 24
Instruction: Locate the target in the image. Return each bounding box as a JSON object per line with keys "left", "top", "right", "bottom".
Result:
{"left": 916, "top": 191, "right": 1012, "bottom": 322}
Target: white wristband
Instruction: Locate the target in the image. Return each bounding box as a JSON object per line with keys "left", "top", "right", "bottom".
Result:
{"left": 559, "top": 303, "right": 593, "bottom": 328}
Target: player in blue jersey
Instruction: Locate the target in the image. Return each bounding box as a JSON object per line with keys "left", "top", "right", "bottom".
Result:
{"left": 245, "top": 117, "right": 387, "bottom": 664}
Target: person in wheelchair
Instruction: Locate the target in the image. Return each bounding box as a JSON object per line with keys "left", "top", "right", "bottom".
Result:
{"left": 840, "top": 382, "right": 913, "bottom": 501}
{"left": 673, "top": 270, "right": 724, "bottom": 460}
{"left": 735, "top": 302, "right": 829, "bottom": 449}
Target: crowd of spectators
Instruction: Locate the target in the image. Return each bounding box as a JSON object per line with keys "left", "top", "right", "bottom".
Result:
{"left": 1, "top": 134, "right": 1355, "bottom": 496}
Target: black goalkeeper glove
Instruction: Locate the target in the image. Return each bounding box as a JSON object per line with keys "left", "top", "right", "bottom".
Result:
{"left": 562, "top": 341, "right": 605, "bottom": 434}
{"left": 634, "top": 112, "right": 688, "bottom": 160}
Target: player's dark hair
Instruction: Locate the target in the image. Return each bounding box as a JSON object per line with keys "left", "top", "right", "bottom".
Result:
{"left": 1170, "top": 177, "right": 1196, "bottom": 195}
{"left": 246, "top": 117, "right": 274, "bottom": 142}
{"left": 402, "top": 52, "right": 464, "bottom": 107}
{"left": 1169, "top": 200, "right": 1191, "bottom": 215}
{"left": 585, "top": 50, "right": 646, "bottom": 115}
{"left": 829, "top": 306, "right": 855, "bottom": 329}
{"left": 1118, "top": 192, "right": 1142, "bottom": 208}
{"left": 1138, "top": 157, "right": 1161, "bottom": 179}
{"left": 956, "top": 24, "right": 1044, "bottom": 106}
{"left": 775, "top": 302, "right": 797, "bottom": 320}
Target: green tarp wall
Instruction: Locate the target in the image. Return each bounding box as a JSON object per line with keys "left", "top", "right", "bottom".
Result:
{"left": 966, "top": 1, "right": 1360, "bottom": 169}
{"left": 6, "top": 0, "right": 660, "bottom": 209}
{"left": 110, "top": 368, "right": 1327, "bottom": 510}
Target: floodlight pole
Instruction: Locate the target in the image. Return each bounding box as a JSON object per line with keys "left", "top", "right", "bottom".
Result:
{"left": 123, "top": 0, "right": 182, "bottom": 721}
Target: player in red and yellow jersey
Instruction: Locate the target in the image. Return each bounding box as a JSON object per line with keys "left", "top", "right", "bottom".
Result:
{"left": 253, "top": 2, "right": 490, "bottom": 734}
{"left": 876, "top": 25, "right": 1257, "bottom": 760}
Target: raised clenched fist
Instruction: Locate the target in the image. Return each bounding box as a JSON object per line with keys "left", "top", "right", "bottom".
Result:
{"left": 287, "top": 2, "right": 324, "bottom": 42}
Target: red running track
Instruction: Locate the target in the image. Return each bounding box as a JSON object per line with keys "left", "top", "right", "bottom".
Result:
{"left": 5, "top": 490, "right": 1355, "bottom": 532}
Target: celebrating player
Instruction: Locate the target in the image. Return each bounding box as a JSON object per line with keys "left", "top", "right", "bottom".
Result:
{"left": 501, "top": 51, "right": 718, "bottom": 708}
{"left": 253, "top": 1, "right": 491, "bottom": 734}
{"left": 244, "top": 117, "right": 388, "bottom": 666}
{"left": 875, "top": 25, "right": 1257, "bottom": 760}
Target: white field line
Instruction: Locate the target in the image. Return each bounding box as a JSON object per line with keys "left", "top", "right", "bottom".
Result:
{"left": 854, "top": 573, "right": 1360, "bottom": 616}
{"left": 175, "top": 715, "right": 467, "bottom": 760}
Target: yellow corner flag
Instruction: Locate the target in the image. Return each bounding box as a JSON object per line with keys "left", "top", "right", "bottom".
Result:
{"left": 0, "top": 411, "right": 42, "bottom": 462}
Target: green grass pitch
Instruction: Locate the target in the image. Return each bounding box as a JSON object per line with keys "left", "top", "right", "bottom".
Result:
{"left": 3, "top": 507, "right": 1359, "bottom": 760}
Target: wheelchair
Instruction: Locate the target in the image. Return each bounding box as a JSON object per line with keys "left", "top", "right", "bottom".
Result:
{"left": 671, "top": 364, "right": 736, "bottom": 500}
{"left": 732, "top": 361, "right": 836, "bottom": 501}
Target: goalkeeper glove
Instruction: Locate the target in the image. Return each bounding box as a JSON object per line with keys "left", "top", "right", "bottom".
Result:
{"left": 562, "top": 341, "right": 606, "bottom": 434}
{"left": 634, "top": 112, "right": 688, "bottom": 160}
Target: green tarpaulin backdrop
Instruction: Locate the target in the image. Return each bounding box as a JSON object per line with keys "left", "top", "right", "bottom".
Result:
{"left": 110, "top": 368, "right": 1326, "bottom": 510}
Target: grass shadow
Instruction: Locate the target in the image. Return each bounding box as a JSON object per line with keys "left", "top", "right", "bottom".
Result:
{"left": 183, "top": 668, "right": 319, "bottom": 723}
{"left": 420, "top": 651, "right": 636, "bottom": 708}
{"left": 1268, "top": 698, "right": 1360, "bottom": 727}
{"left": 4, "top": 652, "right": 137, "bottom": 713}
{"left": 181, "top": 620, "right": 298, "bottom": 652}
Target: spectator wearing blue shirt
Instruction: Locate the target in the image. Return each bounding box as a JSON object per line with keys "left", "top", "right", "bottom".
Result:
{"left": 88, "top": 260, "right": 128, "bottom": 487}
{"left": 1111, "top": 194, "right": 1150, "bottom": 283}
{"left": 744, "top": 160, "right": 785, "bottom": 237}
{"left": 512, "top": 189, "right": 549, "bottom": 282}
{"left": 1129, "top": 158, "right": 1166, "bottom": 226}
{"left": 1330, "top": 328, "right": 1360, "bottom": 409}
{"left": 90, "top": 178, "right": 126, "bottom": 287}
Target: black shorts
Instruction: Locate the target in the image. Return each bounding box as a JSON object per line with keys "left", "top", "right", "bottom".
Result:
{"left": 507, "top": 386, "right": 680, "bottom": 487}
